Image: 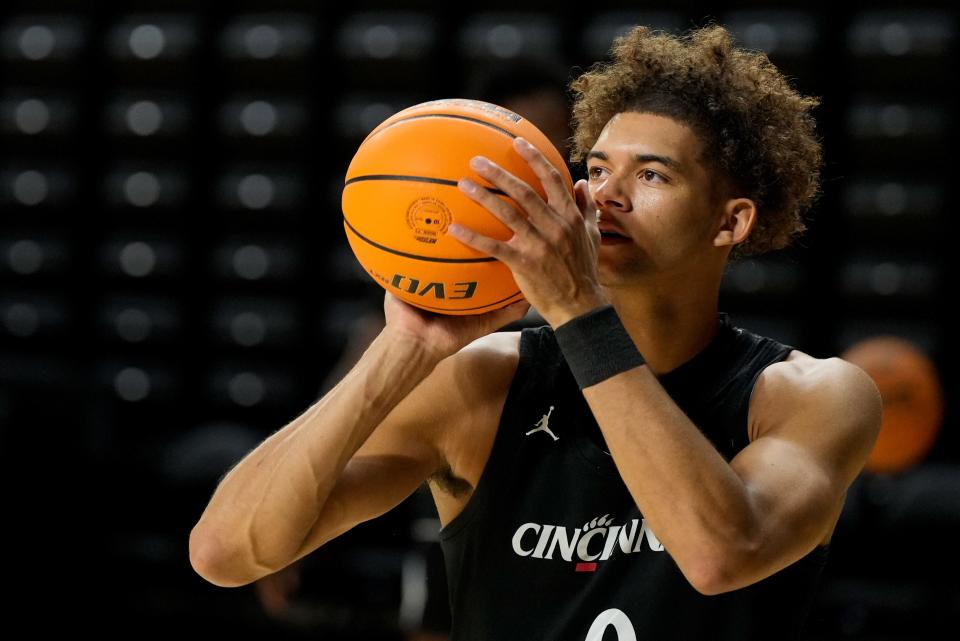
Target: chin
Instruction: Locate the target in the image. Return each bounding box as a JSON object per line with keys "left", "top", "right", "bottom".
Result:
{"left": 597, "top": 257, "right": 651, "bottom": 286}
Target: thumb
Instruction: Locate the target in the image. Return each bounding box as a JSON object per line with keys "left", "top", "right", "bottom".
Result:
{"left": 488, "top": 299, "right": 531, "bottom": 330}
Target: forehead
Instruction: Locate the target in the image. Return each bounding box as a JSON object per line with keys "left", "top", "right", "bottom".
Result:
{"left": 591, "top": 112, "right": 704, "bottom": 168}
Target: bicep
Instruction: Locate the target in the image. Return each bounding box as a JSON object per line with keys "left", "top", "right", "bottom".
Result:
{"left": 726, "top": 358, "right": 882, "bottom": 585}
{"left": 731, "top": 435, "right": 839, "bottom": 560}
{"left": 288, "top": 370, "right": 451, "bottom": 562}
{"left": 291, "top": 451, "right": 438, "bottom": 561}
{"left": 289, "top": 332, "right": 517, "bottom": 563}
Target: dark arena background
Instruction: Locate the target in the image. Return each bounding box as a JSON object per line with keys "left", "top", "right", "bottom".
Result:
{"left": 1, "top": 0, "right": 957, "bottom": 638}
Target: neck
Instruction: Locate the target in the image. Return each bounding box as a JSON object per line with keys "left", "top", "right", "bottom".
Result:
{"left": 603, "top": 273, "right": 723, "bottom": 375}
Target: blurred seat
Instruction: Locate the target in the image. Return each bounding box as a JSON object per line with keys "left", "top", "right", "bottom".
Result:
{"left": 847, "top": 9, "right": 956, "bottom": 92}
{"left": 843, "top": 178, "right": 942, "bottom": 221}
{"left": 103, "top": 166, "right": 188, "bottom": 209}
{"left": 94, "top": 357, "right": 183, "bottom": 403}
{"left": 846, "top": 98, "right": 948, "bottom": 167}
{"left": 96, "top": 293, "right": 184, "bottom": 345}
{"left": 0, "top": 232, "right": 72, "bottom": 277}
{"left": 337, "top": 11, "right": 436, "bottom": 61}
{"left": 318, "top": 295, "right": 383, "bottom": 351}
{"left": 106, "top": 14, "right": 197, "bottom": 62}
{"left": 0, "top": 92, "right": 77, "bottom": 136}
{"left": 847, "top": 99, "right": 947, "bottom": 142}
{"left": 204, "top": 360, "right": 302, "bottom": 409}
{"left": 459, "top": 12, "right": 561, "bottom": 63}
{"left": 0, "top": 291, "right": 72, "bottom": 342}
{"left": 723, "top": 9, "right": 819, "bottom": 57}
{"left": 104, "top": 93, "right": 192, "bottom": 138}
{"left": 334, "top": 93, "right": 423, "bottom": 141}
{"left": 580, "top": 11, "right": 684, "bottom": 61}
{"left": 840, "top": 255, "right": 939, "bottom": 300}
{"left": 1, "top": 15, "right": 87, "bottom": 63}
{"left": 337, "top": 12, "right": 438, "bottom": 93}
{"left": 206, "top": 295, "right": 303, "bottom": 349}
{"left": 98, "top": 236, "right": 186, "bottom": 280}
{"left": 218, "top": 96, "right": 307, "bottom": 140}
{"left": 210, "top": 237, "right": 303, "bottom": 283}
{"left": 215, "top": 168, "right": 304, "bottom": 212}
{"left": 842, "top": 177, "right": 943, "bottom": 242}
{"left": 0, "top": 166, "right": 75, "bottom": 208}
{"left": 220, "top": 12, "right": 316, "bottom": 62}
{"left": 723, "top": 9, "right": 819, "bottom": 81}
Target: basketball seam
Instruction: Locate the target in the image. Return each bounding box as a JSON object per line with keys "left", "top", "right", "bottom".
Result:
{"left": 343, "top": 175, "right": 508, "bottom": 197}
{"left": 363, "top": 113, "right": 517, "bottom": 146}
{"left": 407, "top": 290, "right": 524, "bottom": 312}
{"left": 343, "top": 216, "right": 498, "bottom": 264}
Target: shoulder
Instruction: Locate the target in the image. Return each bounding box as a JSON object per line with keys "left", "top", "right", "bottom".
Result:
{"left": 442, "top": 330, "right": 522, "bottom": 387}
{"left": 757, "top": 350, "right": 881, "bottom": 407}
{"left": 750, "top": 351, "right": 883, "bottom": 469}
{"left": 426, "top": 330, "right": 522, "bottom": 430}
{"left": 459, "top": 328, "right": 523, "bottom": 358}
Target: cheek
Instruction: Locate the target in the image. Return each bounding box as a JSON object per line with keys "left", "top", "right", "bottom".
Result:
{"left": 631, "top": 191, "right": 710, "bottom": 259}
{"left": 631, "top": 190, "right": 684, "bottom": 237}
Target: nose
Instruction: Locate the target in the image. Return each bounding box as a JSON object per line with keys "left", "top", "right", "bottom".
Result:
{"left": 591, "top": 172, "right": 631, "bottom": 213}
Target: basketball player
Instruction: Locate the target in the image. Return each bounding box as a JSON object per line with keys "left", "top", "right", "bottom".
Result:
{"left": 190, "top": 25, "right": 882, "bottom": 640}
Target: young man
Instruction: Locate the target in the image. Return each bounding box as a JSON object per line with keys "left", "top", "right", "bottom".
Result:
{"left": 190, "top": 25, "right": 881, "bottom": 640}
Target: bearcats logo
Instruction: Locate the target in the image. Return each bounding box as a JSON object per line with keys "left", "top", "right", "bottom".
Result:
{"left": 511, "top": 514, "right": 663, "bottom": 573}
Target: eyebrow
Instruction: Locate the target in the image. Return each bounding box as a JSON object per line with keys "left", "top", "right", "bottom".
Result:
{"left": 586, "top": 150, "right": 682, "bottom": 171}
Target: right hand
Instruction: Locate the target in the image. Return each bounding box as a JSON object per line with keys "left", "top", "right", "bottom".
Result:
{"left": 383, "top": 292, "right": 531, "bottom": 361}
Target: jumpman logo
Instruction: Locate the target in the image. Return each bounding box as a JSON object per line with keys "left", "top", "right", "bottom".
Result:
{"left": 526, "top": 406, "right": 559, "bottom": 441}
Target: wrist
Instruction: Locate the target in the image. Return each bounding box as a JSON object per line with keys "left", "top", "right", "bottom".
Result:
{"left": 546, "top": 291, "right": 609, "bottom": 328}
{"left": 554, "top": 305, "right": 646, "bottom": 389}
{"left": 378, "top": 325, "right": 449, "bottom": 365}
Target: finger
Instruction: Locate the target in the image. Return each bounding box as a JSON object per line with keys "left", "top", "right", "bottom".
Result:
{"left": 469, "top": 156, "right": 556, "bottom": 230}
{"left": 458, "top": 178, "right": 535, "bottom": 238}
{"left": 447, "top": 222, "right": 516, "bottom": 264}
{"left": 575, "top": 180, "right": 600, "bottom": 246}
{"left": 512, "top": 137, "right": 573, "bottom": 209}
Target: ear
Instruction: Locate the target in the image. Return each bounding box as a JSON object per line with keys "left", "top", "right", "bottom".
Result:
{"left": 713, "top": 198, "right": 756, "bottom": 248}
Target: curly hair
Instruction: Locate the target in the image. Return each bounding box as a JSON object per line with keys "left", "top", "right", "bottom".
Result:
{"left": 570, "top": 25, "right": 822, "bottom": 257}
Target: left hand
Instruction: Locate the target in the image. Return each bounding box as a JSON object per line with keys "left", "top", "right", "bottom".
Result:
{"left": 448, "top": 137, "right": 608, "bottom": 328}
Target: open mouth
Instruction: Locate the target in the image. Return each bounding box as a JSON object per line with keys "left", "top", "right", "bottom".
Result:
{"left": 599, "top": 231, "right": 630, "bottom": 245}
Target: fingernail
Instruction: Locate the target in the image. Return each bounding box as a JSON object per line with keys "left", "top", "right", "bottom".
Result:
{"left": 448, "top": 223, "right": 464, "bottom": 236}
{"left": 458, "top": 178, "right": 478, "bottom": 193}
{"left": 470, "top": 156, "right": 490, "bottom": 171}
{"left": 516, "top": 137, "right": 533, "bottom": 150}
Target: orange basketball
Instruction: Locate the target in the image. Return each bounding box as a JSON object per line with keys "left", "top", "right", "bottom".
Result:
{"left": 341, "top": 98, "right": 574, "bottom": 315}
{"left": 841, "top": 336, "right": 944, "bottom": 474}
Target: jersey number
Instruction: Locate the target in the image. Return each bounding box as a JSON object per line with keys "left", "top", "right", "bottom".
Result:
{"left": 584, "top": 608, "right": 637, "bottom": 641}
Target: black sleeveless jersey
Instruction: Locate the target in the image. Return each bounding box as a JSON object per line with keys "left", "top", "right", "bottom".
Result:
{"left": 439, "top": 313, "right": 829, "bottom": 641}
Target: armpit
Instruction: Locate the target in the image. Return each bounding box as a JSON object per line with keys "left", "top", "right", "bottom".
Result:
{"left": 429, "top": 464, "right": 473, "bottom": 498}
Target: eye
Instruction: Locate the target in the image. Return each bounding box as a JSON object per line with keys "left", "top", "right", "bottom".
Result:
{"left": 640, "top": 168, "right": 667, "bottom": 183}
{"left": 587, "top": 166, "right": 605, "bottom": 180}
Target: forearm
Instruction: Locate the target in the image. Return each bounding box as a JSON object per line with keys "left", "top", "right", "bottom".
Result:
{"left": 191, "top": 327, "right": 441, "bottom": 581}
{"left": 583, "top": 366, "right": 758, "bottom": 589}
